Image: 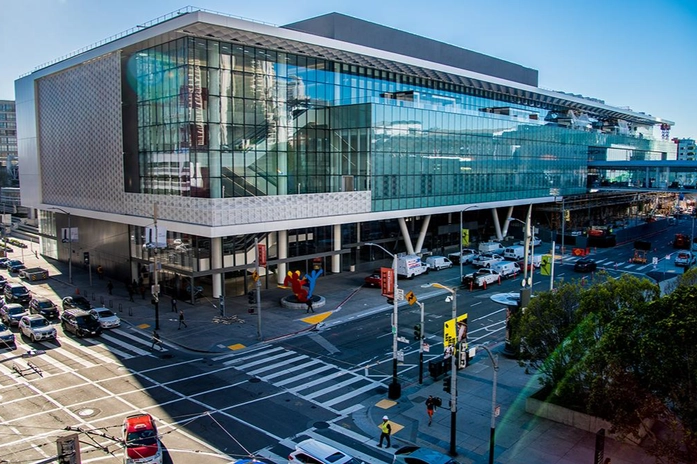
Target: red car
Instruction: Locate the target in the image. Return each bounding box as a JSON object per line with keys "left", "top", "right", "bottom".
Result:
{"left": 123, "top": 413, "right": 162, "bottom": 463}
{"left": 364, "top": 271, "right": 381, "bottom": 288}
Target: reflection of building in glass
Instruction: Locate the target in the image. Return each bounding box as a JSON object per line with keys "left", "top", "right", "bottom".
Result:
{"left": 15, "top": 8, "right": 677, "bottom": 298}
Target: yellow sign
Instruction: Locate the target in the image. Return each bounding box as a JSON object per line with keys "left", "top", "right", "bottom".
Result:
{"left": 252, "top": 270, "right": 259, "bottom": 282}
{"left": 406, "top": 291, "right": 416, "bottom": 305}
{"left": 461, "top": 229, "right": 470, "bottom": 247}
{"left": 443, "top": 313, "right": 468, "bottom": 348}
{"left": 540, "top": 254, "right": 552, "bottom": 276}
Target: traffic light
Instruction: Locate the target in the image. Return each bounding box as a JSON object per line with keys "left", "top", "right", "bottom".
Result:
{"left": 248, "top": 291, "right": 256, "bottom": 304}
{"left": 83, "top": 252, "right": 90, "bottom": 266}
{"left": 458, "top": 344, "right": 467, "bottom": 369}
{"left": 413, "top": 324, "right": 422, "bottom": 340}
{"left": 443, "top": 376, "right": 451, "bottom": 393}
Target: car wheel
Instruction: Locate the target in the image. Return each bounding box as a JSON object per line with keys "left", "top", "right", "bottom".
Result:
{"left": 30, "top": 334, "right": 36, "bottom": 343}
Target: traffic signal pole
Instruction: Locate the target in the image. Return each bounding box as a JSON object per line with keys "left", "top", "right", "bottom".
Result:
{"left": 417, "top": 301, "right": 424, "bottom": 384}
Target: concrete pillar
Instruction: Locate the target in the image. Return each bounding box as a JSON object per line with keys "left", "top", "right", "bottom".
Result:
{"left": 332, "top": 224, "right": 341, "bottom": 274}
{"left": 398, "top": 217, "right": 415, "bottom": 255}
{"left": 414, "top": 215, "right": 431, "bottom": 253}
{"left": 278, "top": 230, "right": 288, "bottom": 285}
{"left": 211, "top": 237, "right": 222, "bottom": 297}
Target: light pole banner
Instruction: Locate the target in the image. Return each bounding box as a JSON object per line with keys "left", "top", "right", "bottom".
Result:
{"left": 61, "top": 227, "right": 78, "bottom": 243}
{"left": 461, "top": 229, "right": 470, "bottom": 247}
{"left": 443, "top": 313, "right": 468, "bottom": 348}
{"left": 380, "top": 267, "right": 394, "bottom": 298}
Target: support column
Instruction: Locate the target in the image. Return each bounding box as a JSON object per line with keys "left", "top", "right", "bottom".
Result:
{"left": 398, "top": 217, "right": 415, "bottom": 255}
{"left": 414, "top": 215, "right": 431, "bottom": 254}
{"left": 211, "top": 237, "right": 222, "bottom": 297}
{"left": 278, "top": 230, "right": 288, "bottom": 285}
{"left": 501, "top": 206, "right": 514, "bottom": 237}
{"left": 332, "top": 224, "right": 341, "bottom": 274}
{"left": 491, "top": 208, "right": 505, "bottom": 241}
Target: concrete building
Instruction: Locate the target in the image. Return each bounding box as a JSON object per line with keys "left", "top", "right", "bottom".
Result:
{"left": 14, "top": 7, "right": 676, "bottom": 301}
{"left": 675, "top": 138, "right": 696, "bottom": 161}
{"left": 0, "top": 100, "right": 18, "bottom": 183}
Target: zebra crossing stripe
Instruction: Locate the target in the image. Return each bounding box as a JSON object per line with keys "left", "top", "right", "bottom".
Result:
{"left": 247, "top": 353, "right": 309, "bottom": 376}
{"left": 100, "top": 332, "right": 151, "bottom": 356}
{"left": 300, "top": 376, "right": 365, "bottom": 400}
{"left": 56, "top": 334, "right": 123, "bottom": 365}
{"left": 261, "top": 359, "right": 318, "bottom": 381}
{"left": 222, "top": 346, "right": 286, "bottom": 366}
{"left": 275, "top": 364, "right": 335, "bottom": 387}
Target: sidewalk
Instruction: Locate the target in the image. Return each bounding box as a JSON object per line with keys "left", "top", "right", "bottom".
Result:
{"left": 9, "top": 241, "right": 655, "bottom": 464}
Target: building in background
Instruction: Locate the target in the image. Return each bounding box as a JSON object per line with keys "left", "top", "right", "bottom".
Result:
{"left": 675, "top": 138, "right": 696, "bottom": 161}
{"left": 14, "top": 7, "right": 677, "bottom": 301}
{"left": 0, "top": 100, "right": 18, "bottom": 184}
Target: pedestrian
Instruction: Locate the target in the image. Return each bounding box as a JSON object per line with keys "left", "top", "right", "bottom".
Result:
{"left": 107, "top": 280, "right": 114, "bottom": 295}
{"left": 171, "top": 298, "right": 177, "bottom": 313}
{"left": 306, "top": 298, "right": 314, "bottom": 314}
{"left": 377, "top": 415, "right": 391, "bottom": 448}
{"left": 178, "top": 309, "right": 187, "bottom": 330}
{"left": 96, "top": 265, "right": 104, "bottom": 280}
{"left": 150, "top": 329, "right": 163, "bottom": 351}
{"left": 426, "top": 395, "right": 436, "bottom": 426}
{"left": 127, "top": 284, "right": 134, "bottom": 302}
{"left": 140, "top": 284, "right": 146, "bottom": 300}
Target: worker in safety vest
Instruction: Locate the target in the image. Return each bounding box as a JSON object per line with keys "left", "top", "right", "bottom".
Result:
{"left": 377, "top": 415, "right": 391, "bottom": 448}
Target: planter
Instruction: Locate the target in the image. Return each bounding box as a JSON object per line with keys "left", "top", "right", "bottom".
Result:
{"left": 526, "top": 390, "right": 653, "bottom": 445}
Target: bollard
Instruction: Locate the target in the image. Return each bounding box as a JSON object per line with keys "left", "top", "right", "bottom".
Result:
{"left": 118, "top": 303, "right": 123, "bottom": 313}
{"left": 129, "top": 305, "right": 133, "bottom": 316}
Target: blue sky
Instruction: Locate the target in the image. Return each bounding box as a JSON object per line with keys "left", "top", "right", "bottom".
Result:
{"left": 3, "top": 0, "right": 696, "bottom": 139}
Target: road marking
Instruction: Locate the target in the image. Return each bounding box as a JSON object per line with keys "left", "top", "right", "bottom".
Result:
{"left": 275, "top": 364, "right": 335, "bottom": 387}
{"left": 100, "top": 332, "right": 152, "bottom": 357}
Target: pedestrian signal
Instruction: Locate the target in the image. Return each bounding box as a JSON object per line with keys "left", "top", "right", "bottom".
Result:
{"left": 443, "top": 376, "right": 451, "bottom": 393}
{"left": 248, "top": 291, "right": 256, "bottom": 304}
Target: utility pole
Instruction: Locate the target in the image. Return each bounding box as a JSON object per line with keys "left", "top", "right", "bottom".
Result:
{"left": 152, "top": 203, "right": 160, "bottom": 330}
{"left": 255, "top": 237, "right": 262, "bottom": 340}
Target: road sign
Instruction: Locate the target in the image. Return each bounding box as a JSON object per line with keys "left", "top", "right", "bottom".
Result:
{"left": 396, "top": 289, "right": 405, "bottom": 301}
{"left": 653, "top": 257, "right": 658, "bottom": 265}
{"left": 406, "top": 290, "right": 416, "bottom": 305}
{"left": 423, "top": 343, "right": 430, "bottom": 352}
{"left": 252, "top": 270, "right": 259, "bottom": 282}
{"left": 397, "top": 349, "right": 404, "bottom": 362}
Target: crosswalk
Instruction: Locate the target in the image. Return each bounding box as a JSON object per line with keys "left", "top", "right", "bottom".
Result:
{"left": 212, "top": 344, "right": 386, "bottom": 416}
{"left": 0, "top": 326, "right": 167, "bottom": 381}
{"left": 560, "top": 254, "right": 673, "bottom": 272}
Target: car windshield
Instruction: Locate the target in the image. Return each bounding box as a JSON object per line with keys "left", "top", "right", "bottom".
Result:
{"left": 38, "top": 301, "right": 54, "bottom": 308}
{"left": 97, "top": 309, "right": 115, "bottom": 317}
{"left": 12, "top": 288, "right": 28, "bottom": 295}
{"left": 126, "top": 430, "right": 157, "bottom": 447}
{"left": 30, "top": 318, "right": 49, "bottom": 327}
{"left": 76, "top": 315, "right": 96, "bottom": 325}
{"left": 8, "top": 307, "right": 25, "bottom": 315}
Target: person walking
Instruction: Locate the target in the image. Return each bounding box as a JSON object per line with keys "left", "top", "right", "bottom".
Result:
{"left": 150, "top": 330, "right": 163, "bottom": 351}
{"left": 178, "top": 310, "right": 187, "bottom": 330}
{"left": 106, "top": 280, "right": 114, "bottom": 295}
{"left": 377, "top": 415, "right": 391, "bottom": 448}
{"left": 127, "top": 284, "right": 135, "bottom": 302}
{"left": 425, "top": 395, "right": 437, "bottom": 426}
{"left": 171, "top": 298, "right": 177, "bottom": 313}
{"left": 306, "top": 298, "right": 314, "bottom": 314}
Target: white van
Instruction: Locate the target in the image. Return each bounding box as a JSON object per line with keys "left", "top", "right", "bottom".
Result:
{"left": 492, "top": 261, "right": 521, "bottom": 279}
{"left": 425, "top": 256, "right": 453, "bottom": 271}
{"left": 478, "top": 241, "right": 505, "bottom": 253}
{"left": 288, "top": 438, "right": 362, "bottom": 464}
{"left": 396, "top": 255, "right": 429, "bottom": 279}
{"left": 503, "top": 246, "right": 525, "bottom": 261}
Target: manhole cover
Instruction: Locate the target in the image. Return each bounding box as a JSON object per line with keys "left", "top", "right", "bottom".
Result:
{"left": 76, "top": 408, "right": 100, "bottom": 418}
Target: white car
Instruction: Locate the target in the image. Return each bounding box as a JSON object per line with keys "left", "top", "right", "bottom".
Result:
{"left": 90, "top": 307, "right": 121, "bottom": 329}
{"left": 18, "top": 315, "right": 57, "bottom": 342}
{"left": 518, "top": 236, "right": 542, "bottom": 247}
{"left": 472, "top": 253, "right": 504, "bottom": 268}
{"left": 448, "top": 248, "right": 479, "bottom": 264}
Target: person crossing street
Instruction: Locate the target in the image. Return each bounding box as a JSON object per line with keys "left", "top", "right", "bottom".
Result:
{"left": 178, "top": 310, "right": 187, "bottom": 330}
{"left": 377, "top": 415, "right": 391, "bottom": 448}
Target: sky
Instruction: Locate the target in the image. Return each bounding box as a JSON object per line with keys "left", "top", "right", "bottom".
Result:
{"left": 2, "top": 0, "right": 697, "bottom": 139}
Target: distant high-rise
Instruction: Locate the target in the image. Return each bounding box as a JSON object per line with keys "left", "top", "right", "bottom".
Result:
{"left": 0, "top": 100, "right": 17, "bottom": 182}
{"left": 675, "top": 138, "right": 696, "bottom": 161}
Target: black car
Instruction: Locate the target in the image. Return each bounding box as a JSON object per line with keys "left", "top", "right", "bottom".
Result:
{"left": 0, "top": 274, "right": 7, "bottom": 290}
{"left": 6, "top": 260, "right": 25, "bottom": 274}
{"left": 60, "top": 309, "right": 102, "bottom": 338}
{"left": 62, "top": 295, "right": 93, "bottom": 312}
{"left": 574, "top": 258, "right": 597, "bottom": 273}
{"left": 4, "top": 283, "right": 31, "bottom": 305}
{"left": 29, "top": 297, "right": 60, "bottom": 320}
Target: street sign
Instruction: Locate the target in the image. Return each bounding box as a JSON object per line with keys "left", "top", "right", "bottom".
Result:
{"left": 423, "top": 343, "right": 430, "bottom": 352}
{"left": 396, "top": 289, "right": 405, "bottom": 301}
{"left": 495, "top": 406, "right": 500, "bottom": 417}
{"left": 397, "top": 349, "right": 404, "bottom": 362}
{"left": 406, "top": 290, "right": 416, "bottom": 305}
{"left": 252, "top": 270, "right": 259, "bottom": 282}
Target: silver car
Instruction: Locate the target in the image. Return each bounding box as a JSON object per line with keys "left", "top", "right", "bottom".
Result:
{"left": 19, "top": 315, "right": 57, "bottom": 342}
{"left": 90, "top": 307, "right": 121, "bottom": 329}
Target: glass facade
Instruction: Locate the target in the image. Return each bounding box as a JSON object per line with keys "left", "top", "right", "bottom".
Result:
{"left": 126, "top": 36, "right": 664, "bottom": 211}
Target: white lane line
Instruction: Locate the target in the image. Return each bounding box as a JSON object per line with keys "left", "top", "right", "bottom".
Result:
{"left": 324, "top": 382, "right": 379, "bottom": 408}
{"left": 261, "top": 359, "right": 317, "bottom": 381}
{"left": 246, "top": 351, "right": 302, "bottom": 375}
{"left": 300, "top": 376, "right": 364, "bottom": 400}
{"left": 55, "top": 335, "right": 121, "bottom": 366}
{"left": 77, "top": 335, "right": 135, "bottom": 360}
{"left": 274, "top": 364, "right": 335, "bottom": 387}
{"left": 112, "top": 328, "right": 173, "bottom": 351}
{"left": 221, "top": 346, "right": 286, "bottom": 365}
{"left": 100, "top": 332, "right": 151, "bottom": 356}
{"left": 210, "top": 343, "right": 269, "bottom": 361}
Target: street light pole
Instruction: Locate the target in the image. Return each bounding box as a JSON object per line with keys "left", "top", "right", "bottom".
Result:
{"left": 417, "top": 300, "right": 424, "bottom": 384}
{"left": 459, "top": 205, "right": 478, "bottom": 285}
{"left": 478, "top": 345, "right": 499, "bottom": 464}
{"left": 50, "top": 207, "right": 72, "bottom": 285}
{"left": 365, "top": 242, "right": 401, "bottom": 399}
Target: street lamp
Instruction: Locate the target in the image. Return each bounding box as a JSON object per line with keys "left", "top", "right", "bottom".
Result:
{"left": 459, "top": 205, "right": 478, "bottom": 285}
{"left": 508, "top": 212, "right": 535, "bottom": 290}
{"left": 478, "top": 345, "right": 499, "bottom": 464}
{"left": 425, "top": 281, "right": 459, "bottom": 456}
{"left": 49, "top": 207, "right": 72, "bottom": 285}
{"left": 365, "top": 242, "right": 401, "bottom": 399}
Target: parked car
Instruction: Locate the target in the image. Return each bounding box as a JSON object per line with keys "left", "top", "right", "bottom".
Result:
{"left": 60, "top": 308, "right": 102, "bottom": 338}
{"left": 462, "top": 268, "right": 501, "bottom": 288}
{"left": 0, "top": 322, "right": 15, "bottom": 348}
{"left": 4, "top": 283, "right": 32, "bottom": 305}
{"left": 6, "top": 260, "right": 26, "bottom": 274}
{"left": 424, "top": 255, "right": 453, "bottom": 271}
{"left": 0, "top": 303, "right": 29, "bottom": 327}
{"left": 62, "top": 295, "right": 93, "bottom": 312}
{"left": 90, "top": 307, "right": 121, "bottom": 329}
{"left": 0, "top": 274, "right": 7, "bottom": 290}
{"left": 447, "top": 248, "right": 479, "bottom": 265}
{"left": 393, "top": 445, "right": 459, "bottom": 464}
{"left": 123, "top": 413, "right": 162, "bottom": 464}
{"left": 517, "top": 236, "right": 542, "bottom": 247}
{"left": 18, "top": 314, "right": 57, "bottom": 342}
{"left": 29, "top": 297, "right": 60, "bottom": 320}
{"left": 574, "top": 258, "right": 597, "bottom": 273}
{"left": 364, "top": 270, "right": 382, "bottom": 288}
{"left": 0, "top": 257, "right": 10, "bottom": 269}
{"left": 472, "top": 253, "right": 504, "bottom": 268}
{"left": 289, "top": 438, "right": 361, "bottom": 464}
